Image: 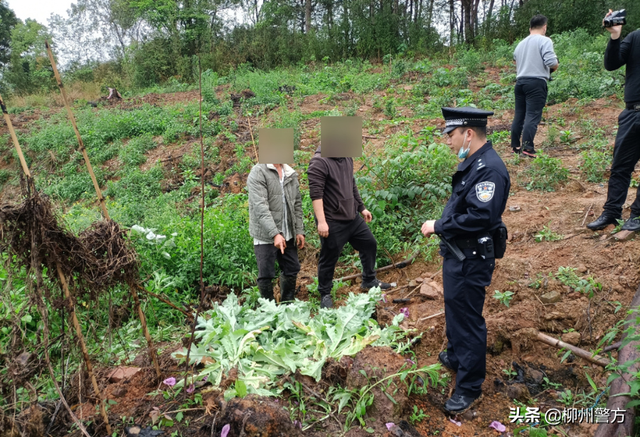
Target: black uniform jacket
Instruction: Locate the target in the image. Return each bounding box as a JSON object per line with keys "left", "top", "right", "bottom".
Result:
{"left": 434, "top": 141, "right": 511, "bottom": 257}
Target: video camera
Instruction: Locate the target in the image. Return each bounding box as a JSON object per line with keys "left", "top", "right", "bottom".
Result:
{"left": 604, "top": 9, "right": 626, "bottom": 28}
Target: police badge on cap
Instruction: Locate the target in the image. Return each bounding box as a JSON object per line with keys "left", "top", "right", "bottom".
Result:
{"left": 442, "top": 107, "right": 494, "bottom": 134}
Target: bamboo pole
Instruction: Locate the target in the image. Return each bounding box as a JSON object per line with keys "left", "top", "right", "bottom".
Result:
{"left": 0, "top": 93, "right": 31, "bottom": 182}
{"left": 45, "top": 40, "right": 161, "bottom": 379}
{"left": 45, "top": 41, "right": 109, "bottom": 220}
{"left": 57, "top": 266, "right": 112, "bottom": 434}
{"left": 0, "top": 92, "right": 110, "bottom": 432}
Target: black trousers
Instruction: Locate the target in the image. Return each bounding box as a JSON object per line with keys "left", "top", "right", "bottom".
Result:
{"left": 317, "top": 216, "right": 377, "bottom": 296}
{"left": 603, "top": 109, "right": 640, "bottom": 219}
{"left": 254, "top": 239, "right": 300, "bottom": 286}
{"left": 511, "top": 77, "right": 548, "bottom": 152}
{"left": 443, "top": 254, "right": 495, "bottom": 398}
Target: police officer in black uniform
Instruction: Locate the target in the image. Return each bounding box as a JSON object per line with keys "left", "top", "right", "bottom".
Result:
{"left": 421, "top": 107, "right": 510, "bottom": 414}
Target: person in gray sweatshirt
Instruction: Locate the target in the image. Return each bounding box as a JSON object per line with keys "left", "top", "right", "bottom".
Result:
{"left": 510, "top": 15, "right": 559, "bottom": 158}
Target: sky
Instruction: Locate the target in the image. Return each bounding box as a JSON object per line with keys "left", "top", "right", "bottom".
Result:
{"left": 6, "top": 0, "right": 73, "bottom": 25}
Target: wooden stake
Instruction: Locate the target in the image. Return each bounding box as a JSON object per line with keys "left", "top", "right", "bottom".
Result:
{"left": 45, "top": 41, "right": 161, "bottom": 379}
{"left": 535, "top": 332, "right": 610, "bottom": 367}
{"left": 56, "top": 264, "right": 112, "bottom": 434}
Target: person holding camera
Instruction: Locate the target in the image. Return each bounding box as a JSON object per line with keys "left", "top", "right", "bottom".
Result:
{"left": 422, "top": 107, "right": 510, "bottom": 414}
{"left": 587, "top": 10, "right": 640, "bottom": 232}
{"left": 510, "top": 15, "right": 559, "bottom": 158}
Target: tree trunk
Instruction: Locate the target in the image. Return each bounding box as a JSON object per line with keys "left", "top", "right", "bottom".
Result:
{"left": 305, "top": 0, "right": 311, "bottom": 33}
{"left": 449, "top": 0, "right": 455, "bottom": 48}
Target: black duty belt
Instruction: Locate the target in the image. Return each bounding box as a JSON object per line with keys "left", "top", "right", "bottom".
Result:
{"left": 627, "top": 103, "right": 640, "bottom": 111}
{"left": 455, "top": 237, "right": 480, "bottom": 249}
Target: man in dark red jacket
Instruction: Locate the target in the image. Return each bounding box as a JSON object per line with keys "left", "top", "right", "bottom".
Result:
{"left": 307, "top": 145, "right": 391, "bottom": 308}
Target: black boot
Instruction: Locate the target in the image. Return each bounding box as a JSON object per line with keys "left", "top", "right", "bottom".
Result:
{"left": 280, "top": 274, "right": 297, "bottom": 303}
{"left": 257, "top": 279, "right": 274, "bottom": 300}
{"left": 586, "top": 213, "right": 619, "bottom": 231}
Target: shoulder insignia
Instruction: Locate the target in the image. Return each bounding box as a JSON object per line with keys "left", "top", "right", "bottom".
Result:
{"left": 475, "top": 181, "right": 495, "bottom": 202}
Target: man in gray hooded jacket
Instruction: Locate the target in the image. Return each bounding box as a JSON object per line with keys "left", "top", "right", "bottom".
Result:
{"left": 247, "top": 163, "right": 305, "bottom": 302}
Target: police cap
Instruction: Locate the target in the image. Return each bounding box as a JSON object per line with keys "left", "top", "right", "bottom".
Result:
{"left": 442, "top": 106, "right": 494, "bottom": 134}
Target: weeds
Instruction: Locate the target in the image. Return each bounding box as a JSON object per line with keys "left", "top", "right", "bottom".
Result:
{"left": 534, "top": 224, "right": 563, "bottom": 242}
{"left": 525, "top": 153, "right": 569, "bottom": 191}
{"left": 580, "top": 150, "right": 611, "bottom": 183}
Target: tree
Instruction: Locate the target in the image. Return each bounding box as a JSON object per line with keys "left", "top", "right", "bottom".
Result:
{"left": 4, "top": 19, "right": 54, "bottom": 95}
{"left": 0, "top": 0, "right": 18, "bottom": 69}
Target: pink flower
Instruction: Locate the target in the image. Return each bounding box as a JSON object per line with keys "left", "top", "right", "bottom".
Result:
{"left": 489, "top": 421, "right": 506, "bottom": 432}
{"left": 186, "top": 384, "right": 195, "bottom": 393}
{"left": 221, "top": 424, "right": 230, "bottom": 437}
{"left": 386, "top": 423, "right": 395, "bottom": 430}
{"left": 400, "top": 307, "right": 410, "bottom": 318}
{"left": 163, "top": 377, "right": 176, "bottom": 387}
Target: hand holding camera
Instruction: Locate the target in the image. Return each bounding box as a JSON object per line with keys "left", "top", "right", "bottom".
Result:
{"left": 603, "top": 9, "right": 626, "bottom": 39}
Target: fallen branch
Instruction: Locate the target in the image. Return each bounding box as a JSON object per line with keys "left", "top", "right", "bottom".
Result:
{"left": 535, "top": 332, "right": 610, "bottom": 367}
{"left": 417, "top": 311, "right": 445, "bottom": 323}
{"left": 601, "top": 341, "right": 622, "bottom": 354}
{"left": 594, "top": 283, "right": 640, "bottom": 437}
{"left": 336, "top": 252, "right": 418, "bottom": 282}
{"left": 581, "top": 203, "right": 593, "bottom": 227}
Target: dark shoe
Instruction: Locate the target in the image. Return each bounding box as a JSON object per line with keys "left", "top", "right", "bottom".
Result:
{"left": 521, "top": 149, "right": 537, "bottom": 158}
{"left": 257, "top": 280, "right": 274, "bottom": 300}
{"left": 621, "top": 216, "right": 640, "bottom": 232}
{"left": 279, "top": 274, "right": 297, "bottom": 303}
{"left": 320, "top": 294, "right": 333, "bottom": 309}
{"left": 586, "top": 214, "right": 619, "bottom": 231}
{"left": 444, "top": 393, "right": 482, "bottom": 414}
{"left": 361, "top": 279, "right": 393, "bottom": 291}
{"left": 512, "top": 147, "right": 521, "bottom": 154}
{"left": 438, "top": 351, "right": 456, "bottom": 371}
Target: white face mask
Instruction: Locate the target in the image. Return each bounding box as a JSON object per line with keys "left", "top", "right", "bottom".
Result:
{"left": 458, "top": 133, "right": 471, "bottom": 159}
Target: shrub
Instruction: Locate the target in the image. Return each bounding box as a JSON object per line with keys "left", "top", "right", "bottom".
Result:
{"left": 580, "top": 150, "right": 611, "bottom": 183}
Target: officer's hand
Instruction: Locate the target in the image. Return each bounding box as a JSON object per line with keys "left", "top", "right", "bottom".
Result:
{"left": 604, "top": 10, "right": 623, "bottom": 38}
{"left": 296, "top": 234, "right": 305, "bottom": 249}
{"left": 421, "top": 220, "right": 436, "bottom": 237}
{"left": 274, "top": 234, "right": 286, "bottom": 254}
{"left": 361, "top": 209, "right": 373, "bottom": 223}
{"left": 318, "top": 221, "right": 329, "bottom": 238}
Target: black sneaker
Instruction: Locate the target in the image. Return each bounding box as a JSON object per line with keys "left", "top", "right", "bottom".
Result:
{"left": 438, "top": 351, "right": 456, "bottom": 371}
{"left": 621, "top": 216, "right": 640, "bottom": 232}
{"left": 360, "top": 279, "right": 393, "bottom": 291}
{"left": 521, "top": 149, "right": 537, "bottom": 158}
{"left": 512, "top": 147, "right": 521, "bottom": 154}
{"left": 444, "top": 393, "right": 482, "bottom": 414}
{"left": 320, "top": 295, "right": 333, "bottom": 309}
{"left": 586, "top": 214, "right": 619, "bottom": 231}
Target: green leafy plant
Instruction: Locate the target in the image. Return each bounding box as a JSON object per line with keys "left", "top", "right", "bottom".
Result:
{"left": 409, "top": 405, "right": 429, "bottom": 424}
{"left": 535, "top": 224, "right": 563, "bottom": 242}
{"left": 493, "top": 290, "right": 515, "bottom": 307}
{"left": 580, "top": 150, "right": 611, "bottom": 183}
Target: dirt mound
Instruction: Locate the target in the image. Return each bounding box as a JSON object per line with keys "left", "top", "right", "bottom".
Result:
{"left": 213, "top": 396, "right": 303, "bottom": 437}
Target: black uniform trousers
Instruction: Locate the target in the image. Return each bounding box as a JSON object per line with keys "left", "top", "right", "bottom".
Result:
{"left": 443, "top": 252, "right": 495, "bottom": 398}
{"left": 603, "top": 108, "right": 640, "bottom": 219}
{"left": 254, "top": 238, "right": 300, "bottom": 287}
{"left": 511, "top": 77, "right": 548, "bottom": 152}
{"left": 317, "top": 216, "right": 377, "bottom": 296}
